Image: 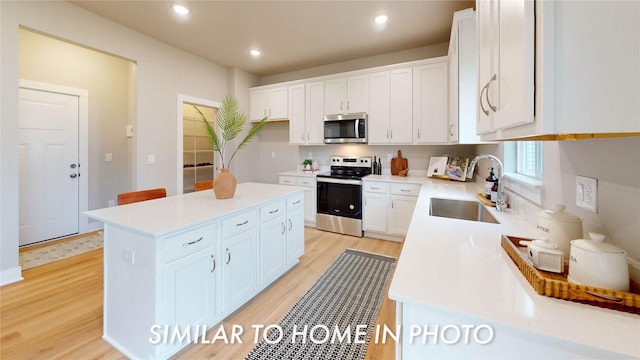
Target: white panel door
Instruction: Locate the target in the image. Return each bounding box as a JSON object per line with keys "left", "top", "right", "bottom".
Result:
{"left": 19, "top": 88, "right": 79, "bottom": 245}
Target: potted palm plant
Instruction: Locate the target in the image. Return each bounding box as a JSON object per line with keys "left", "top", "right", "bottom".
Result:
{"left": 193, "top": 95, "right": 268, "bottom": 199}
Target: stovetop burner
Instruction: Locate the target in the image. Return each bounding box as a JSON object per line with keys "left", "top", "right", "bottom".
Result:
{"left": 317, "top": 156, "right": 372, "bottom": 180}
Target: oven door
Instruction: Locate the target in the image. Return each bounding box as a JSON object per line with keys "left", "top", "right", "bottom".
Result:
{"left": 316, "top": 178, "right": 362, "bottom": 219}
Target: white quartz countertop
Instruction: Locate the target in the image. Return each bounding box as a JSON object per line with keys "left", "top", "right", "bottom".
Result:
{"left": 388, "top": 178, "right": 640, "bottom": 357}
{"left": 85, "top": 182, "right": 303, "bottom": 237}
{"left": 278, "top": 170, "right": 326, "bottom": 177}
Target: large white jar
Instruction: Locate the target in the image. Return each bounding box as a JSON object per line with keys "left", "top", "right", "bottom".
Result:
{"left": 537, "top": 204, "right": 583, "bottom": 260}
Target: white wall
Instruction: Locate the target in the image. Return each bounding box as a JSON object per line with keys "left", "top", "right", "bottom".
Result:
{"left": 0, "top": 1, "right": 231, "bottom": 284}
{"left": 475, "top": 138, "right": 640, "bottom": 266}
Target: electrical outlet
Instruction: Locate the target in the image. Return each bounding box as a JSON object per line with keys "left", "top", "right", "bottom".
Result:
{"left": 576, "top": 176, "right": 597, "bottom": 213}
{"left": 105, "top": 153, "right": 113, "bottom": 162}
{"left": 122, "top": 248, "right": 135, "bottom": 264}
{"left": 147, "top": 154, "right": 155, "bottom": 165}
{"left": 108, "top": 200, "right": 115, "bottom": 207}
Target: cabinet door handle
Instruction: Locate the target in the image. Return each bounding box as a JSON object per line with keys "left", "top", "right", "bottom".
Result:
{"left": 386, "top": 129, "right": 389, "bottom": 139}
{"left": 236, "top": 220, "right": 249, "bottom": 227}
{"left": 485, "top": 74, "right": 498, "bottom": 113}
{"left": 183, "top": 237, "right": 203, "bottom": 247}
{"left": 226, "top": 249, "right": 231, "bottom": 264}
{"left": 390, "top": 129, "right": 392, "bottom": 139}
{"left": 269, "top": 208, "right": 279, "bottom": 214}
{"left": 347, "top": 100, "right": 350, "bottom": 110}
{"left": 449, "top": 124, "right": 454, "bottom": 137}
{"left": 340, "top": 101, "right": 343, "bottom": 111}
{"left": 269, "top": 108, "right": 272, "bottom": 116}
{"left": 288, "top": 218, "right": 293, "bottom": 231}
{"left": 210, "top": 255, "right": 216, "bottom": 273}
{"left": 281, "top": 222, "right": 286, "bottom": 235}
{"left": 417, "top": 128, "right": 420, "bottom": 139}
{"left": 479, "top": 82, "right": 490, "bottom": 116}
{"left": 301, "top": 133, "right": 305, "bottom": 141}
{"left": 307, "top": 132, "right": 310, "bottom": 141}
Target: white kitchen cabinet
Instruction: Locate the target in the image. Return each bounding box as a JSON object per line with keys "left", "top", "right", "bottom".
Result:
{"left": 486, "top": 0, "right": 640, "bottom": 140}
{"left": 289, "top": 82, "right": 325, "bottom": 145}
{"left": 279, "top": 174, "right": 316, "bottom": 226}
{"left": 388, "top": 183, "right": 420, "bottom": 236}
{"left": 362, "top": 182, "right": 388, "bottom": 234}
{"left": 369, "top": 69, "right": 413, "bottom": 144}
{"left": 476, "top": 0, "right": 535, "bottom": 135}
{"left": 288, "top": 84, "right": 306, "bottom": 144}
{"left": 413, "top": 59, "right": 449, "bottom": 144}
{"left": 448, "top": 8, "right": 484, "bottom": 144}
{"left": 324, "top": 75, "right": 369, "bottom": 115}
{"left": 258, "top": 200, "right": 287, "bottom": 285}
{"left": 363, "top": 180, "right": 420, "bottom": 240}
{"left": 250, "top": 86, "right": 288, "bottom": 121}
{"left": 163, "top": 245, "right": 217, "bottom": 336}
{"left": 286, "top": 195, "right": 305, "bottom": 266}
{"left": 222, "top": 226, "right": 258, "bottom": 313}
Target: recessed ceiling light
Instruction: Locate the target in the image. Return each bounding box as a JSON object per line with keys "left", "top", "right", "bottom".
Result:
{"left": 375, "top": 15, "right": 388, "bottom": 24}
{"left": 250, "top": 49, "right": 261, "bottom": 57}
{"left": 173, "top": 5, "right": 189, "bottom": 15}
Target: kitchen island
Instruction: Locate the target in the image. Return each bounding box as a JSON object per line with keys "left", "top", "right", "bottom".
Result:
{"left": 382, "top": 176, "right": 639, "bottom": 359}
{"left": 85, "top": 182, "right": 305, "bottom": 360}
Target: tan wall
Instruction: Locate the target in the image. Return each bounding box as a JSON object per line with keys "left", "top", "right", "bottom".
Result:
{"left": 19, "top": 28, "right": 132, "bottom": 212}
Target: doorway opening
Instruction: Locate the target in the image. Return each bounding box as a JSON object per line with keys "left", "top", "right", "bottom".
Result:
{"left": 177, "top": 95, "right": 221, "bottom": 194}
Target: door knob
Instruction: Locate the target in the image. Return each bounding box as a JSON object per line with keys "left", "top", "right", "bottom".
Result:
{"left": 70, "top": 164, "right": 77, "bottom": 169}
{"left": 70, "top": 173, "right": 78, "bottom": 178}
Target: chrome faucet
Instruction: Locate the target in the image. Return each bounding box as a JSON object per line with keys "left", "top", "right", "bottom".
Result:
{"left": 466, "top": 154, "right": 506, "bottom": 211}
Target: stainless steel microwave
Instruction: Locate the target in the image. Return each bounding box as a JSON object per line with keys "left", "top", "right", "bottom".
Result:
{"left": 323, "top": 113, "right": 367, "bottom": 144}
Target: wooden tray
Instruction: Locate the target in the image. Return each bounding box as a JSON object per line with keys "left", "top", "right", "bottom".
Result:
{"left": 476, "top": 193, "right": 495, "bottom": 207}
{"left": 501, "top": 235, "right": 640, "bottom": 315}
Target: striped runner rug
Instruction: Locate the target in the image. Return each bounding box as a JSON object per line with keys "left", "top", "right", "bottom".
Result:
{"left": 245, "top": 248, "right": 396, "bottom": 360}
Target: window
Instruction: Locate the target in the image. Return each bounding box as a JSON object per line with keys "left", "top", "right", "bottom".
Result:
{"left": 516, "top": 141, "right": 542, "bottom": 179}
{"left": 504, "top": 141, "right": 544, "bottom": 205}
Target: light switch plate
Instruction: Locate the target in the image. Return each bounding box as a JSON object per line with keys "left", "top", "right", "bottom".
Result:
{"left": 576, "top": 176, "right": 597, "bottom": 213}
{"left": 147, "top": 154, "right": 155, "bottom": 165}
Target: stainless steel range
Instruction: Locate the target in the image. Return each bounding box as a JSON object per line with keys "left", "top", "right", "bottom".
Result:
{"left": 316, "top": 156, "right": 372, "bottom": 237}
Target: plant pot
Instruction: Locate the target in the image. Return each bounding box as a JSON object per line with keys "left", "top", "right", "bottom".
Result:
{"left": 213, "top": 168, "right": 236, "bottom": 199}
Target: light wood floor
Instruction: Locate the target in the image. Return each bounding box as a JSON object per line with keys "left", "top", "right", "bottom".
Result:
{"left": 1, "top": 228, "right": 403, "bottom": 359}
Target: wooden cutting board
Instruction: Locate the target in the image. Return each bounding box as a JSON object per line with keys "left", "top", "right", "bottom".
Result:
{"left": 390, "top": 150, "right": 408, "bottom": 176}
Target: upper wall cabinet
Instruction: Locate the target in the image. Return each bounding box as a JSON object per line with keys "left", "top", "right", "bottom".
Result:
{"left": 448, "top": 8, "right": 484, "bottom": 144}
{"left": 476, "top": 0, "right": 534, "bottom": 136}
{"left": 369, "top": 69, "right": 413, "bottom": 144}
{"left": 289, "top": 82, "right": 324, "bottom": 145}
{"left": 324, "top": 75, "right": 369, "bottom": 115}
{"left": 480, "top": 1, "right": 640, "bottom": 140}
{"left": 250, "top": 86, "right": 288, "bottom": 122}
{"left": 413, "top": 58, "right": 449, "bottom": 144}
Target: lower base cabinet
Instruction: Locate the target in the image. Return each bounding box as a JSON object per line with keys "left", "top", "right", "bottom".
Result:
{"left": 286, "top": 206, "right": 305, "bottom": 266}
{"left": 363, "top": 181, "right": 420, "bottom": 239}
{"left": 222, "top": 228, "right": 258, "bottom": 313}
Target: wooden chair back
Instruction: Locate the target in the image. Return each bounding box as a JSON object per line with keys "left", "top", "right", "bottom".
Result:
{"left": 117, "top": 188, "right": 167, "bottom": 205}
{"left": 194, "top": 180, "right": 214, "bottom": 191}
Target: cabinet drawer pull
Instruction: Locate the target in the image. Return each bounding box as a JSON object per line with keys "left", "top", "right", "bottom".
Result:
{"left": 400, "top": 189, "right": 411, "bottom": 192}
{"left": 370, "top": 186, "right": 380, "bottom": 190}
{"left": 269, "top": 208, "right": 279, "bottom": 214}
{"left": 210, "top": 255, "right": 216, "bottom": 273}
{"left": 226, "top": 249, "right": 231, "bottom": 264}
{"left": 293, "top": 200, "right": 301, "bottom": 205}
{"left": 183, "top": 237, "right": 203, "bottom": 247}
{"left": 236, "top": 220, "right": 249, "bottom": 227}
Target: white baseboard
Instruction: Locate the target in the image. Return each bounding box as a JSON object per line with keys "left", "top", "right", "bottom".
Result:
{"left": 86, "top": 222, "right": 104, "bottom": 233}
{"left": 0, "top": 266, "right": 23, "bottom": 286}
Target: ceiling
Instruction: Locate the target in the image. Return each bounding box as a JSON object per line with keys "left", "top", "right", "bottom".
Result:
{"left": 70, "top": 1, "right": 475, "bottom": 77}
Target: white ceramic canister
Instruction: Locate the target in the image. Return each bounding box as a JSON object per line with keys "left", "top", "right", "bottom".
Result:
{"left": 537, "top": 204, "right": 583, "bottom": 260}
{"left": 568, "top": 233, "right": 630, "bottom": 292}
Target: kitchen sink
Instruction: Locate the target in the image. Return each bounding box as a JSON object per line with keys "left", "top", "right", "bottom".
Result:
{"left": 429, "top": 198, "right": 499, "bottom": 224}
